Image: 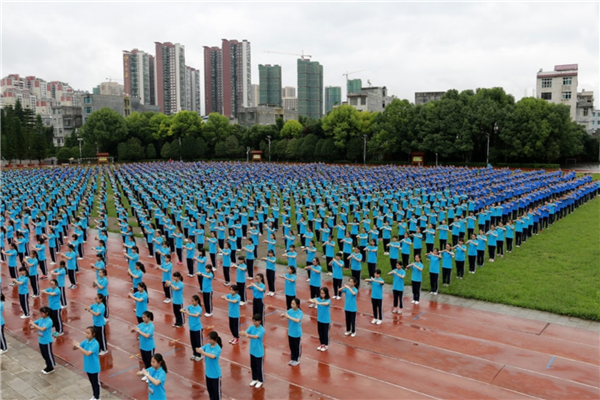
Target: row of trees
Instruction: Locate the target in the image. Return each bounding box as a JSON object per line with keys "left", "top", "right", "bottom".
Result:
{"left": 3, "top": 88, "right": 599, "bottom": 164}
{"left": 1, "top": 101, "right": 53, "bottom": 163}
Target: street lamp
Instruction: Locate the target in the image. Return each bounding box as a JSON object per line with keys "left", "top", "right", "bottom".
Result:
{"left": 363, "top": 134, "right": 367, "bottom": 165}
{"left": 487, "top": 123, "right": 497, "bottom": 166}
{"left": 246, "top": 147, "right": 251, "bottom": 162}
{"left": 178, "top": 137, "right": 182, "bottom": 161}
{"left": 77, "top": 137, "right": 83, "bottom": 163}
{"left": 266, "top": 135, "right": 272, "bottom": 162}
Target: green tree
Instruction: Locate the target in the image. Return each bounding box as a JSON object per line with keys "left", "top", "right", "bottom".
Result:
{"left": 127, "top": 111, "right": 156, "bottom": 145}
{"left": 214, "top": 141, "right": 228, "bottom": 159}
{"left": 149, "top": 113, "right": 172, "bottom": 140}
{"left": 321, "top": 105, "right": 361, "bottom": 150}
{"left": 0, "top": 106, "right": 18, "bottom": 162}
{"left": 298, "top": 134, "right": 318, "bottom": 160}
{"left": 195, "top": 137, "right": 207, "bottom": 159}
{"left": 181, "top": 135, "right": 201, "bottom": 160}
{"left": 117, "top": 142, "right": 130, "bottom": 161}
{"left": 225, "top": 135, "right": 242, "bottom": 158}
{"left": 280, "top": 120, "right": 303, "bottom": 139}
{"left": 286, "top": 138, "right": 301, "bottom": 160}
{"left": 346, "top": 137, "right": 363, "bottom": 162}
{"left": 169, "top": 110, "right": 202, "bottom": 140}
{"left": 146, "top": 143, "right": 157, "bottom": 159}
{"left": 80, "top": 108, "right": 128, "bottom": 154}
{"left": 56, "top": 147, "right": 73, "bottom": 162}
{"left": 160, "top": 142, "right": 172, "bottom": 159}
{"left": 274, "top": 140, "right": 288, "bottom": 161}
{"left": 29, "top": 114, "right": 48, "bottom": 162}
{"left": 203, "top": 113, "right": 230, "bottom": 143}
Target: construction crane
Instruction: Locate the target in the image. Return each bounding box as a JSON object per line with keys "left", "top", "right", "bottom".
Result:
{"left": 105, "top": 76, "right": 122, "bottom": 82}
{"left": 264, "top": 50, "right": 312, "bottom": 60}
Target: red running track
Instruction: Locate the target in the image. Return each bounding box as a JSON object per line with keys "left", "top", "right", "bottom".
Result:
{"left": 2, "top": 233, "right": 598, "bottom": 400}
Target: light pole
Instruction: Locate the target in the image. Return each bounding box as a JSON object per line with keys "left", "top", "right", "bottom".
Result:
{"left": 266, "top": 135, "right": 272, "bottom": 162}
{"left": 436, "top": 152, "right": 438, "bottom": 166}
{"left": 363, "top": 134, "right": 367, "bottom": 165}
{"left": 246, "top": 147, "right": 251, "bottom": 162}
{"left": 77, "top": 137, "right": 83, "bottom": 163}
{"left": 487, "top": 123, "right": 496, "bottom": 166}
{"left": 178, "top": 137, "right": 182, "bottom": 161}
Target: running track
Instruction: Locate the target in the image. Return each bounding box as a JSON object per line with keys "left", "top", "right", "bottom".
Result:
{"left": 2, "top": 232, "right": 599, "bottom": 400}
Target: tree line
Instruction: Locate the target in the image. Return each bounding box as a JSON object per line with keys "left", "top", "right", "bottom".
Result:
{"left": 2, "top": 88, "right": 599, "bottom": 165}
{"left": 1, "top": 101, "right": 52, "bottom": 163}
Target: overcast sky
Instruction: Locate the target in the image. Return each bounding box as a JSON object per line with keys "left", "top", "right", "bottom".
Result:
{"left": 2, "top": 2, "right": 599, "bottom": 113}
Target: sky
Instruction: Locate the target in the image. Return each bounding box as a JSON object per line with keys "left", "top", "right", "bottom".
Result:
{"left": 2, "top": 1, "right": 599, "bottom": 114}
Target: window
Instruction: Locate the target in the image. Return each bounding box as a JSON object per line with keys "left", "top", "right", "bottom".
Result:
{"left": 562, "top": 92, "right": 572, "bottom": 100}
{"left": 541, "top": 92, "right": 552, "bottom": 100}
{"left": 541, "top": 78, "right": 552, "bottom": 88}
{"left": 360, "top": 97, "right": 366, "bottom": 105}
{"left": 84, "top": 107, "right": 92, "bottom": 114}
{"left": 562, "top": 77, "right": 572, "bottom": 85}
{"left": 84, "top": 97, "right": 92, "bottom": 104}
{"left": 583, "top": 109, "right": 588, "bottom": 116}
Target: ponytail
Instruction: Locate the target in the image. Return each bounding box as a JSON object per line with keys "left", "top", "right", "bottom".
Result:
{"left": 208, "top": 331, "right": 223, "bottom": 348}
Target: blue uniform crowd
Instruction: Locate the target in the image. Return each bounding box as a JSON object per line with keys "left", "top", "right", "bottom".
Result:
{"left": 1, "top": 162, "right": 598, "bottom": 400}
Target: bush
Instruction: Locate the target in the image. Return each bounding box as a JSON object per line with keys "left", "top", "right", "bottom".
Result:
{"left": 146, "top": 144, "right": 156, "bottom": 159}
{"left": 55, "top": 147, "right": 73, "bottom": 162}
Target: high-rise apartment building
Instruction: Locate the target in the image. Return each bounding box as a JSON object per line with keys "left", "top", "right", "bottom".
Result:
{"left": 282, "top": 86, "right": 297, "bottom": 111}
{"left": 185, "top": 66, "right": 201, "bottom": 114}
{"left": 259, "top": 64, "right": 282, "bottom": 107}
{"left": 347, "top": 78, "right": 362, "bottom": 95}
{"left": 282, "top": 86, "right": 296, "bottom": 98}
{"left": 154, "top": 42, "right": 186, "bottom": 115}
{"left": 297, "top": 59, "right": 323, "bottom": 119}
{"left": 204, "top": 39, "right": 251, "bottom": 118}
{"left": 203, "top": 46, "right": 223, "bottom": 115}
{"left": 94, "top": 81, "right": 124, "bottom": 97}
{"left": 250, "top": 84, "right": 259, "bottom": 107}
{"left": 123, "top": 49, "right": 155, "bottom": 105}
{"left": 325, "top": 86, "right": 341, "bottom": 113}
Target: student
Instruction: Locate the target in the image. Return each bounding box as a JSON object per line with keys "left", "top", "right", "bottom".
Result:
{"left": 411, "top": 228, "right": 423, "bottom": 259}
{"left": 232, "top": 256, "right": 248, "bottom": 305}
{"left": 365, "top": 270, "right": 384, "bottom": 324}
{"left": 281, "top": 298, "right": 303, "bottom": 366}
{"left": 30, "top": 306, "right": 55, "bottom": 374}
{"left": 454, "top": 239, "right": 466, "bottom": 279}
{"left": 128, "top": 262, "right": 145, "bottom": 293}
{"left": 476, "top": 229, "right": 487, "bottom": 268}
{"left": 131, "top": 311, "right": 156, "bottom": 377}
{"left": 222, "top": 285, "right": 241, "bottom": 345}
{"left": 24, "top": 251, "right": 41, "bottom": 297}
{"left": 280, "top": 266, "right": 297, "bottom": 310}
{"left": 340, "top": 277, "right": 359, "bottom": 336}
{"left": 85, "top": 294, "right": 108, "bottom": 355}
{"left": 310, "top": 287, "right": 331, "bottom": 351}
{"left": 505, "top": 220, "right": 515, "bottom": 253}
{"left": 219, "top": 242, "right": 232, "bottom": 286}
{"left": 261, "top": 249, "right": 277, "bottom": 296}
{"left": 0, "top": 293, "right": 6, "bottom": 354}
{"left": 242, "top": 314, "right": 266, "bottom": 388}
{"left": 157, "top": 254, "right": 173, "bottom": 303}
{"left": 388, "top": 262, "right": 406, "bottom": 314}
{"left": 400, "top": 233, "right": 412, "bottom": 267}
{"left": 207, "top": 232, "right": 218, "bottom": 270}
{"left": 426, "top": 249, "right": 441, "bottom": 295}
{"left": 349, "top": 245, "right": 364, "bottom": 288}
{"left": 2, "top": 243, "right": 19, "bottom": 282}
{"left": 184, "top": 238, "right": 195, "bottom": 276}
{"left": 306, "top": 258, "right": 322, "bottom": 307}
{"left": 136, "top": 353, "right": 168, "bottom": 400}
{"left": 166, "top": 272, "right": 185, "bottom": 328}
{"left": 72, "top": 326, "right": 101, "bottom": 400}
{"left": 63, "top": 244, "right": 78, "bottom": 289}
{"left": 407, "top": 254, "right": 424, "bottom": 304}
{"left": 128, "top": 283, "right": 149, "bottom": 324}
{"left": 13, "top": 267, "right": 31, "bottom": 318}
{"left": 465, "top": 235, "right": 478, "bottom": 276}
{"left": 42, "top": 279, "right": 63, "bottom": 336}
{"left": 33, "top": 238, "right": 48, "bottom": 279}
{"left": 440, "top": 244, "right": 455, "bottom": 284}
{"left": 248, "top": 274, "right": 266, "bottom": 325}
{"left": 486, "top": 225, "right": 498, "bottom": 262}
{"left": 194, "top": 249, "right": 208, "bottom": 288}
{"left": 197, "top": 265, "right": 214, "bottom": 316}
{"left": 329, "top": 252, "right": 344, "bottom": 299}
{"left": 386, "top": 236, "right": 400, "bottom": 271}
{"left": 91, "top": 253, "right": 105, "bottom": 280}
{"left": 183, "top": 295, "right": 203, "bottom": 362}
{"left": 197, "top": 331, "right": 222, "bottom": 400}
{"left": 243, "top": 239, "right": 256, "bottom": 279}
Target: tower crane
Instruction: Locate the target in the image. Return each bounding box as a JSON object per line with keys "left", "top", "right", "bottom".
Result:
{"left": 264, "top": 50, "right": 312, "bottom": 60}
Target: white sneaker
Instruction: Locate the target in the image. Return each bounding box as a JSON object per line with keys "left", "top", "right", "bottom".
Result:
{"left": 327, "top": 272, "right": 332, "bottom": 276}
{"left": 249, "top": 380, "right": 258, "bottom": 387}
{"left": 376, "top": 320, "right": 382, "bottom": 325}
{"left": 344, "top": 331, "right": 351, "bottom": 336}
{"left": 163, "top": 298, "right": 171, "bottom": 303}
{"left": 240, "top": 301, "right": 246, "bottom": 306}
{"left": 255, "top": 381, "right": 263, "bottom": 388}
{"left": 351, "top": 332, "right": 357, "bottom": 337}
{"left": 204, "top": 313, "right": 212, "bottom": 317}
{"left": 415, "top": 301, "right": 419, "bottom": 304}
{"left": 371, "top": 318, "right": 377, "bottom": 324}
{"left": 20, "top": 315, "right": 30, "bottom": 319}
{"left": 0, "top": 349, "right": 8, "bottom": 354}
{"left": 309, "top": 304, "right": 315, "bottom": 308}
{"left": 306, "top": 278, "right": 310, "bottom": 282}
{"left": 99, "top": 350, "right": 108, "bottom": 356}
{"left": 141, "top": 376, "right": 148, "bottom": 381}
{"left": 321, "top": 345, "right": 328, "bottom": 352}
{"left": 411, "top": 300, "right": 415, "bottom": 304}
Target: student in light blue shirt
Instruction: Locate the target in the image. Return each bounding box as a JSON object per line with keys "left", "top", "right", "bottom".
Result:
{"left": 426, "top": 249, "right": 442, "bottom": 295}
{"left": 249, "top": 274, "right": 266, "bottom": 325}
{"left": 340, "top": 277, "right": 359, "bottom": 336}
{"left": 388, "top": 262, "right": 406, "bottom": 314}
{"left": 280, "top": 266, "right": 297, "bottom": 310}
{"left": 42, "top": 279, "right": 63, "bottom": 336}
{"left": 242, "top": 314, "right": 266, "bottom": 387}
{"left": 311, "top": 287, "right": 331, "bottom": 351}
{"left": 128, "top": 283, "right": 149, "bottom": 324}
{"left": 14, "top": 266, "right": 31, "bottom": 318}
{"left": 281, "top": 298, "right": 303, "bottom": 366}
{"left": 197, "top": 264, "right": 214, "bottom": 316}
{"left": 222, "top": 285, "right": 241, "bottom": 345}
{"left": 407, "top": 254, "right": 424, "bottom": 304}
{"left": 260, "top": 249, "right": 277, "bottom": 295}
{"left": 183, "top": 295, "right": 203, "bottom": 361}
{"left": 29, "top": 306, "right": 55, "bottom": 373}
{"left": 131, "top": 311, "right": 155, "bottom": 371}
{"left": 158, "top": 255, "right": 173, "bottom": 303}
{"left": 166, "top": 272, "right": 185, "bottom": 328}
{"left": 365, "top": 270, "right": 385, "bottom": 324}
{"left": 137, "top": 353, "right": 168, "bottom": 400}
{"left": 73, "top": 327, "right": 101, "bottom": 400}
{"left": 198, "top": 331, "right": 223, "bottom": 400}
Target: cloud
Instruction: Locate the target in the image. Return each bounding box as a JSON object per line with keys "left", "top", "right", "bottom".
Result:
{"left": 2, "top": 2, "right": 598, "bottom": 112}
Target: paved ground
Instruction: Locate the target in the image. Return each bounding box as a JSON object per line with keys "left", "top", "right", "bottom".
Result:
{"left": 0, "top": 334, "right": 126, "bottom": 400}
